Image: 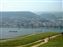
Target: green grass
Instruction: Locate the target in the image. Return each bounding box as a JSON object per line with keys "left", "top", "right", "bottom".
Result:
{"left": 23, "top": 39, "right": 44, "bottom": 47}
{"left": 0, "top": 32, "right": 59, "bottom": 47}
{"left": 39, "top": 35, "right": 63, "bottom": 47}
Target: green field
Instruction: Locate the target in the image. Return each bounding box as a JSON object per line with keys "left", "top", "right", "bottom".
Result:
{"left": 39, "top": 35, "right": 63, "bottom": 47}
{"left": 0, "top": 32, "right": 60, "bottom": 47}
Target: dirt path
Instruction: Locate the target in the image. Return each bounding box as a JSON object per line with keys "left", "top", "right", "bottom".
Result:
{"left": 31, "top": 34, "right": 61, "bottom": 47}
{"left": 31, "top": 38, "right": 48, "bottom": 47}
{"left": 17, "top": 34, "right": 61, "bottom": 47}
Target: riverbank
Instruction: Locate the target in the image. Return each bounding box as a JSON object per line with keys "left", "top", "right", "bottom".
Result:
{"left": 0, "top": 32, "right": 60, "bottom": 47}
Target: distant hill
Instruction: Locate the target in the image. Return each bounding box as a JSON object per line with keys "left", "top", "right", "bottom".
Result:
{"left": 38, "top": 12, "right": 63, "bottom": 20}
{"left": 0, "top": 11, "right": 63, "bottom": 28}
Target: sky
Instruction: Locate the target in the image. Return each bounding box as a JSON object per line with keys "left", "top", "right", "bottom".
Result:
{"left": 0, "top": 0, "right": 63, "bottom": 12}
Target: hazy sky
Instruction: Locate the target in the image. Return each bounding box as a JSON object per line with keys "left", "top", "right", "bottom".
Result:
{"left": 0, "top": 0, "right": 63, "bottom": 12}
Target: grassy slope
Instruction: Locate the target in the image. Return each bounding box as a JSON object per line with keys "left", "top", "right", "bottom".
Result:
{"left": 0, "top": 32, "right": 59, "bottom": 47}
{"left": 39, "top": 35, "right": 63, "bottom": 47}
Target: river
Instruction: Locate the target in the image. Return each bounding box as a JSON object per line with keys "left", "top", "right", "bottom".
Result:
{"left": 0, "top": 28, "right": 63, "bottom": 39}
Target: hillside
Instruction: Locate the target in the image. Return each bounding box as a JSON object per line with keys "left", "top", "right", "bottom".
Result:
{"left": 0, "top": 12, "right": 63, "bottom": 28}
{"left": 39, "top": 35, "right": 63, "bottom": 47}
{"left": 0, "top": 32, "right": 59, "bottom": 47}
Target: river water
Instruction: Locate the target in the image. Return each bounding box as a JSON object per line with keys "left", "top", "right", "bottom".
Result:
{"left": 0, "top": 28, "right": 63, "bottom": 39}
